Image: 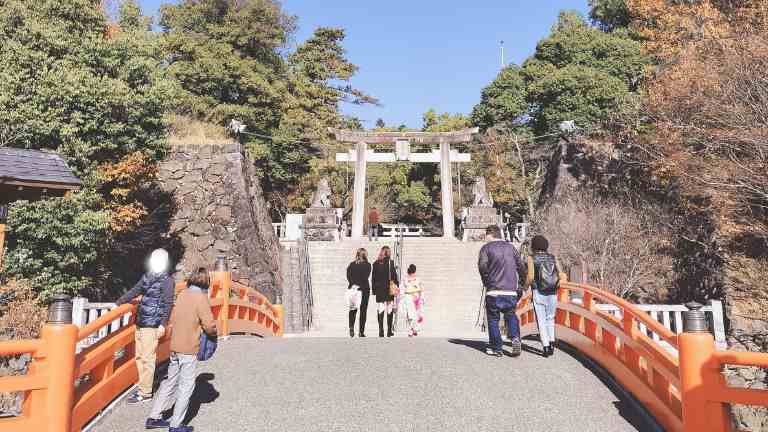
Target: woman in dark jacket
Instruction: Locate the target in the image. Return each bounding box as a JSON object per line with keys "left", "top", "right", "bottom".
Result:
{"left": 346, "top": 248, "right": 372, "bottom": 337}
{"left": 371, "top": 246, "right": 399, "bottom": 337}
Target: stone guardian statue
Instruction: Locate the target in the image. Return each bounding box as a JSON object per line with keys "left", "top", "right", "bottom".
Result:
{"left": 472, "top": 176, "right": 494, "bottom": 207}
{"left": 311, "top": 177, "right": 332, "bottom": 208}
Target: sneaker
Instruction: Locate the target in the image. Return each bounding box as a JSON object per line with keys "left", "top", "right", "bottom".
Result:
{"left": 146, "top": 418, "right": 170, "bottom": 429}
{"left": 127, "top": 392, "right": 152, "bottom": 404}
{"left": 485, "top": 347, "right": 503, "bottom": 357}
{"left": 170, "top": 427, "right": 194, "bottom": 432}
{"left": 509, "top": 339, "right": 522, "bottom": 357}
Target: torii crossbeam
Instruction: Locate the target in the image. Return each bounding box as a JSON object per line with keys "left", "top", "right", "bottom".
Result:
{"left": 331, "top": 128, "right": 478, "bottom": 239}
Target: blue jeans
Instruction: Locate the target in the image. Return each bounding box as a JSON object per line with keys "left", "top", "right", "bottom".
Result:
{"left": 533, "top": 290, "right": 557, "bottom": 347}
{"left": 485, "top": 295, "right": 520, "bottom": 352}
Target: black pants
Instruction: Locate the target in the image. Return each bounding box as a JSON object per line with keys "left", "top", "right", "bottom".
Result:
{"left": 349, "top": 289, "right": 370, "bottom": 333}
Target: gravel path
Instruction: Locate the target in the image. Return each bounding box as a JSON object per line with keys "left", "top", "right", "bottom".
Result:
{"left": 95, "top": 337, "right": 653, "bottom": 432}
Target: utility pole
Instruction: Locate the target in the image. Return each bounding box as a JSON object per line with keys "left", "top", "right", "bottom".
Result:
{"left": 500, "top": 40, "right": 505, "bottom": 68}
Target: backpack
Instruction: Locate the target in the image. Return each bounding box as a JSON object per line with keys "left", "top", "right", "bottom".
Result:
{"left": 528, "top": 254, "right": 560, "bottom": 295}
{"left": 198, "top": 332, "right": 218, "bottom": 361}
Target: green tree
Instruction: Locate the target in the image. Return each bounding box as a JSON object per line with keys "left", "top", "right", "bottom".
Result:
{"left": 522, "top": 11, "right": 645, "bottom": 133}
{"left": 0, "top": 0, "right": 175, "bottom": 298}
{"left": 256, "top": 27, "right": 374, "bottom": 213}
{"left": 0, "top": 0, "right": 175, "bottom": 176}
{"left": 159, "top": 0, "right": 294, "bottom": 131}
{"left": 589, "top": 0, "right": 631, "bottom": 31}
{"left": 2, "top": 192, "right": 110, "bottom": 299}
{"left": 118, "top": 0, "right": 152, "bottom": 32}
{"left": 422, "top": 109, "right": 470, "bottom": 132}
{"left": 470, "top": 64, "right": 528, "bottom": 131}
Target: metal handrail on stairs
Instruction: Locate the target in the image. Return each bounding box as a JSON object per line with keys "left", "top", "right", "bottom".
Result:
{"left": 297, "top": 238, "right": 314, "bottom": 331}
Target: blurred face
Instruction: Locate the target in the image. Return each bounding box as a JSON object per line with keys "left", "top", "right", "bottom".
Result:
{"left": 147, "top": 249, "right": 169, "bottom": 274}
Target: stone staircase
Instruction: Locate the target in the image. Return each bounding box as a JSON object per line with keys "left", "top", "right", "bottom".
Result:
{"left": 305, "top": 238, "right": 486, "bottom": 337}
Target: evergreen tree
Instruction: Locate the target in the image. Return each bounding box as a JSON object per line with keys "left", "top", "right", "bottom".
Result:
{"left": 522, "top": 11, "right": 646, "bottom": 133}
{"left": 159, "top": 0, "right": 294, "bottom": 132}
{"left": 0, "top": 0, "right": 174, "bottom": 175}
{"left": 470, "top": 65, "right": 528, "bottom": 131}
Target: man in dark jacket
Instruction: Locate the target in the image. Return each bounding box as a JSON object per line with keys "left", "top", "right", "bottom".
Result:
{"left": 478, "top": 225, "right": 526, "bottom": 357}
{"left": 117, "top": 248, "right": 175, "bottom": 404}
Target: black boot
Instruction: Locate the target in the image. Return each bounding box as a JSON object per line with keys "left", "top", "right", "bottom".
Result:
{"left": 377, "top": 312, "right": 385, "bottom": 337}
{"left": 387, "top": 312, "right": 394, "bottom": 337}
{"left": 348, "top": 310, "right": 357, "bottom": 338}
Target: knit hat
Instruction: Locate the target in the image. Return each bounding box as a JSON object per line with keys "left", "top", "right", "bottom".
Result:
{"left": 531, "top": 235, "right": 549, "bottom": 252}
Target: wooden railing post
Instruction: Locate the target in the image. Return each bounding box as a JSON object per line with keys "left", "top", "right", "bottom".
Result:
{"left": 214, "top": 256, "right": 231, "bottom": 337}
{"left": 273, "top": 304, "right": 284, "bottom": 337}
{"left": 679, "top": 303, "right": 732, "bottom": 432}
{"left": 41, "top": 294, "right": 78, "bottom": 432}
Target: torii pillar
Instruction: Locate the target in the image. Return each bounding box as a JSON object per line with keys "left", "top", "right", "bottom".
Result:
{"left": 351, "top": 141, "right": 367, "bottom": 239}
{"left": 439, "top": 139, "right": 455, "bottom": 238}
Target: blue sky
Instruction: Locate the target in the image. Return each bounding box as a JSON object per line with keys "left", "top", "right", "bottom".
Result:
{"left": 138, "top": 1, "right": 590, "bottom": 128}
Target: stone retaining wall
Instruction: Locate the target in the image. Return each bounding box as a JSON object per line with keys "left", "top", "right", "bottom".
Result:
{"left": 157, "top": 143, "right": 282, "bottom": 302}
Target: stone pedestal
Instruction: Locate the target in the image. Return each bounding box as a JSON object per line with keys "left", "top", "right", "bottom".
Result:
{"left": 303, "top": 207, "right": 337, "bottom": 241}
{"left": 462, "top": 206, "right": 501, "bottom": 241}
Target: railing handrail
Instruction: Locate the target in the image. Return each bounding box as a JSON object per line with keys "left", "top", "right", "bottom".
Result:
{"left": 298, "top": 238, "right": 314, "bottom": 331}
{"left": 566, "top": 282, "right": 680, "bottom": 347}
{"left": 75, "top": 303, "right": 132, "bottom": 342}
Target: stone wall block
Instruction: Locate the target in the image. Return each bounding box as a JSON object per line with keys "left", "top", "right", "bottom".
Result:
{"left": 158, "top": 144, "right": 282, "bottom": 302}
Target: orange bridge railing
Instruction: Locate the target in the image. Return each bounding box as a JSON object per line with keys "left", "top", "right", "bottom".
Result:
{"left": 0, "top": 269, "right": 282, "bottom": 432}
{"left": 516, "top": 280, "right": 768, "bottom": 432}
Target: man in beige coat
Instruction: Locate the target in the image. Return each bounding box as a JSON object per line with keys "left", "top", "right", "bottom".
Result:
{"left": 145, "top": 268, "right": 217, "bottom": 432}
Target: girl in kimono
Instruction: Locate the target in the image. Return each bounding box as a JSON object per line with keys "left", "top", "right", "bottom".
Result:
{"left": 400, "top": 264, "right": 425, "bottom": 337}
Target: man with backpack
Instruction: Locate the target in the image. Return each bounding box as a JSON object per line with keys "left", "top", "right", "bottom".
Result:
{"left": 478, "top": 225, "right": 527, "bottom": 357}
{"left": 525, "top": 235, "right": 561, "bottom": 357}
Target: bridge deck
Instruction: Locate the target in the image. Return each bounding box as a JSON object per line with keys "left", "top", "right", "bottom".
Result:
{"left": 94, "top": 337, "right": 653, "bottom": 432}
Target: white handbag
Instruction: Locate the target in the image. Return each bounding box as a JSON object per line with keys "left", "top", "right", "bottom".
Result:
{"left": 346, "top": 285, "right": 362, "bottom": 310}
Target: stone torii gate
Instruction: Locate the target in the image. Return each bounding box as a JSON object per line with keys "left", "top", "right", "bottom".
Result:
{"left": 331, "top": 128, "right": 478, "bottom": 239}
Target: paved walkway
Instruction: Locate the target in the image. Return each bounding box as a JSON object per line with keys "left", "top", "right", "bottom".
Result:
{"left": 95, "top": 337, "right": 655, "bottom": 432}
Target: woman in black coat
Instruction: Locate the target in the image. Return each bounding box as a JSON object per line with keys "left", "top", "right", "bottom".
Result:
{"left": 346, "top": 248, "right": 372, "bottom": 337}
{"left": 371, "top": 246, "right": 399, "bottom": 337}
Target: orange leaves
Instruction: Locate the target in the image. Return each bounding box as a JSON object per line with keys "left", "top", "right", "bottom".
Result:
{"left": 97, "top": 152, "right": 158, "bottom": 233}
{"left": 628, "top": 0, "right": 732, "bottom": 61}
{"left": 630, "top": 0, "right": 768, "bottom": 244}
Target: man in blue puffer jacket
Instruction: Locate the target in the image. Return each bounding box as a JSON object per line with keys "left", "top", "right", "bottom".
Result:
{"left": 117, "top": 249, "right": 175, "bottom": 404}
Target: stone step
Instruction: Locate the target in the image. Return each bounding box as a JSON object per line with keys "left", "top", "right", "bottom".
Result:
{"left": 303, "top": 239, "right": 491, "bottom": 337}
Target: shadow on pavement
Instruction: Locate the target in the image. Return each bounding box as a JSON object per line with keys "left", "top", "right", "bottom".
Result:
{"left": 447, "top": 338, "right": 487, "bottom": 354}
{"left": 158, "top": 373, "right": 220, "bottom": 425}
{"left": 184, "top": 373, "right": 219, "bottom": 423}
{"left": 518, "top": 335, "right": 547, "bottom": 357}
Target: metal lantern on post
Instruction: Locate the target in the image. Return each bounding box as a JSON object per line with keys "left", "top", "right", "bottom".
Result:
{"left": 47, "top": 294, "right": 73, "bottom": 325}
{"left": 215, "top": 255, "right": 229, "bottom": 272}
{"left": 683, "top": 301, "right": 708, "bottom": 333}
